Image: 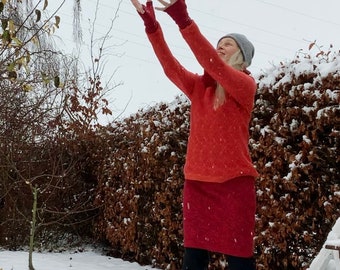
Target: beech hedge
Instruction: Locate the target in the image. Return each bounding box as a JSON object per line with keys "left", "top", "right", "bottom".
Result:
{"left": 94, "top": 51, "right": 339, "bottom": 269}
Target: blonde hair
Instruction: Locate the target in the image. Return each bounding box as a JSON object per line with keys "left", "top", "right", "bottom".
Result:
{"left": 213, "top": 50, "right": 245, "bottom": 110}
{"left": 228, "top": 50, "right": 246, "bottom": 71}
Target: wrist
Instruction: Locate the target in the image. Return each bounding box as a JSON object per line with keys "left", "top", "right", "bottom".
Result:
{"left": 164, "top": 0, "right": 192, "bottom": 29}
{"left": 137, "top": 4, "right": 158, "bottom": 33}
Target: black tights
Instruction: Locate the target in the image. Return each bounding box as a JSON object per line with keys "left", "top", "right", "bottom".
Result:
{"left": 182, "top": 248, "right": 256, "bottom": 270}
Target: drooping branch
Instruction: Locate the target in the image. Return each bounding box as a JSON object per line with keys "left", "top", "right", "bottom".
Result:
{"left": 73, "top": 0, "right": 82, "bottom": 44}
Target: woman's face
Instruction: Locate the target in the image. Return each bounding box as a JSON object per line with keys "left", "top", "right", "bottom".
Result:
{"left": 216, "top": 37, "right": 239, "bottom": 63}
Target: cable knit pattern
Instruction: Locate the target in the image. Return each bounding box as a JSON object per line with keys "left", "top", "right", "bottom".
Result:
{"left": 147, "top": 22, "right": 258, "bottom": 183}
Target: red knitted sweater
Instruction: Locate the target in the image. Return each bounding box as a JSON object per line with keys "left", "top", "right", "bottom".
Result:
{"left": 147, "top": 22, "right": 258, "bottom": 183}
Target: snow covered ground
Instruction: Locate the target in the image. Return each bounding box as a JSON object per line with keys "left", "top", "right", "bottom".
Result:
{"left": 0, "top": 249, "right": 159, "bottom": 270}
{"left": 1, "top": 216, "right": 339, "bottom": 270}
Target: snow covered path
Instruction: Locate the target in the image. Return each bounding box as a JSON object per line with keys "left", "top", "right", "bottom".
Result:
{"left": 0, "top": 250, "right": 158, "bottom": 270}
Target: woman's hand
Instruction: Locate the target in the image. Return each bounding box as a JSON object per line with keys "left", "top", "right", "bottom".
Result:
{"left": 154, "top": 0, "right": 178, "bottom": 11}
{"left": 158, "top": 0, "right": 192, "bottom": 29}
{"left": 130, "top": 0, "right": 158, "bottom": 33}
{"left": 130, "top": 0, "right": 191, "bottom": 31}
{"left": 131, "top": 0, "right": 148, "bottom": 14}
{"left": 131, "top": 0, "right": 177, "bottom": 13}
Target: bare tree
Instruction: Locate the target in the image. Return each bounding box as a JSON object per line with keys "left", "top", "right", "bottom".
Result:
{"left": 0, "top": 1, "right": 122, "bottom": 270}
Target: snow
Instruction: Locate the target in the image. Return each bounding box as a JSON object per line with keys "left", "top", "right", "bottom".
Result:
{"left": 326, "top": 239, "right": 340, "bottom": 247}
{"left": 0, "top": 249, "right": 158, "bottom": 270}
{"left": 256, "top": 50, "right": 340, "bottom": 92}
{"left": 307, "top": 218, "right": 340, "bottom": 270}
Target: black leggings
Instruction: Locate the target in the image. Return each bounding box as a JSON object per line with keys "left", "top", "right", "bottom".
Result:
{"left": 182, "top": 248, "right": 256, "bottom": 270}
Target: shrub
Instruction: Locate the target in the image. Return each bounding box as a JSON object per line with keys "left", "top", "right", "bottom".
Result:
{"left": 251, "top": 49, "right": 340, "bottom": 269}
{"left": 94, "top": 49, "right": 339, "bottom": 269}
{"left": 94, "top": 97, "right": 190, "bottom": 269}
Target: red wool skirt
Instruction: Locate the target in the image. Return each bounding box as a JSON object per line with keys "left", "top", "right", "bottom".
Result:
{"left": 183, "top": 176, "right": 256, "bottom": 258}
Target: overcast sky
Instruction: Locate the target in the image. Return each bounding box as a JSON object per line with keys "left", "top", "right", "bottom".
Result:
{"left": 47, "top": 0, "right": 340, "bottom": 120}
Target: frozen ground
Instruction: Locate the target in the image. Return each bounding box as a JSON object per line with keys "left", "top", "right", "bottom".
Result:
{"left": 0, "top": 249, "right": 159, "bottom": 270}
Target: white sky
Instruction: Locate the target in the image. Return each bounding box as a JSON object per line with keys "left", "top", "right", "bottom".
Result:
{"left": 46, "top": 0, "right": 340, "bottom": 120}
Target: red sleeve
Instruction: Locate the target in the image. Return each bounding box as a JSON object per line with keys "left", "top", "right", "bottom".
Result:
{"left": 180, "top": 22, "right": 257, "bottom": 114}
{"left": 147, "top": 26, "right": 197, "bottom": 98}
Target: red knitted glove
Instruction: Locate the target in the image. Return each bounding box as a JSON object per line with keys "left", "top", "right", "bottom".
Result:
{"left": 164, "top": 0, "right": 192, "bottom": 29}
{"left": 137, "top": 1, "right": 158, "bottom": 33}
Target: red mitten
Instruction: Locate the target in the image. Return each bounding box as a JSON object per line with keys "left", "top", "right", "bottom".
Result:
{"left": 137, "top": 1, "right": 159, "bottom": 33}
{"left": 164, "top": 0, "right": 192, "bottom": 29}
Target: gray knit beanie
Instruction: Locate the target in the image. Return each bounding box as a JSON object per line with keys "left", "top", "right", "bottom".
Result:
{"left": 218, "top": 33, "right": 255, "bottom": 67}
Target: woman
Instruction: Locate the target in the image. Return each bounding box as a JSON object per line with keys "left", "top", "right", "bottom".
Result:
{"left": 130, "top": 0, "right": 258, "bottom": 269}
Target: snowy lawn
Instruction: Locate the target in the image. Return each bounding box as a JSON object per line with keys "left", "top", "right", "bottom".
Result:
{"left": 0, "top": 250, "right": 158, "bottom": 270}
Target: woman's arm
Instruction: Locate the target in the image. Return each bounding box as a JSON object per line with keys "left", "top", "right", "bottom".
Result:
{"left": 181, "top": 22, "right": 257, "bottom": 113}
{"left": 147, "top": 27, "right": 197, "bottom": 98}
{"left": 131, "top": 0, "right": 197, "bottom": 98}
{"left": 161, "top": 0, "right": 256, "bottom": 112}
